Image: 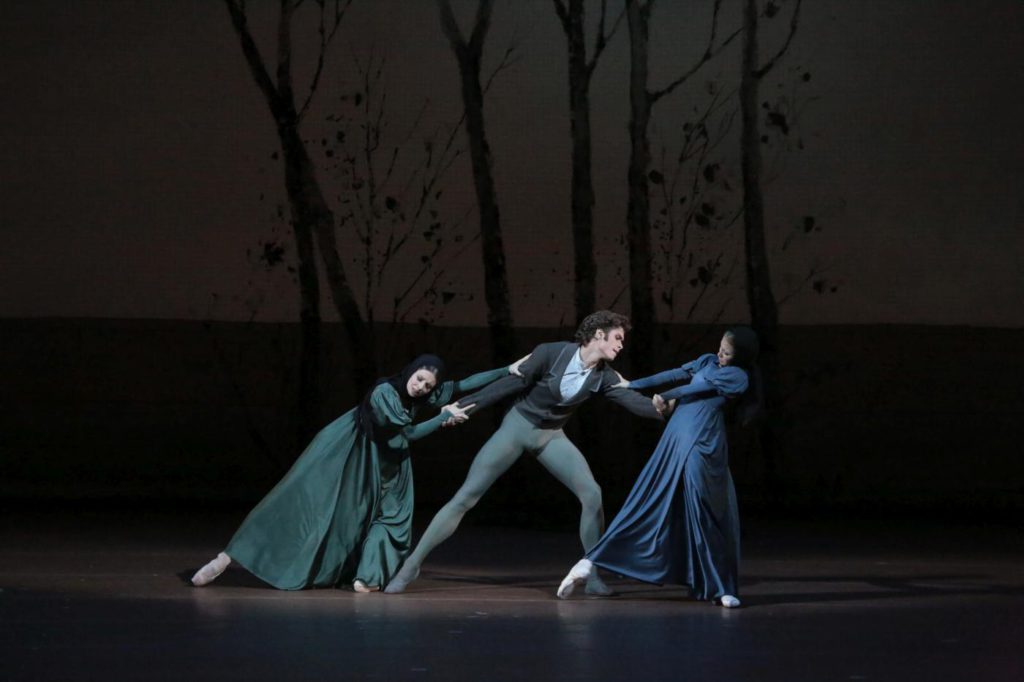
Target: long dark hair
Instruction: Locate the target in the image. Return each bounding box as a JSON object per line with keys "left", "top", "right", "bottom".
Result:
{"left": 724, "top": 327, "right": 763, "bottom": 428}
{"left": 356, "top": 354, "right": 446, "bottom": 440}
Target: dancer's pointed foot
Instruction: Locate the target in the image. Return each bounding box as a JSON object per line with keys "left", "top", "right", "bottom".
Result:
{"left": 191, "top": 552, "right": 231, "bottom": 587}
{"left": 353, "top": 580, "right": 379, "bottom": 593}
{"left": 383, "top": 564, "right": 420, "bottom": 594}
{"left": 584, "top": 572, "right": 614, "bottom": 597}
{"left": 556, "top": 558, "right": 593, "bottom": 599}
{"left": 715, "top": 594, "right": 741, "bottom": 608}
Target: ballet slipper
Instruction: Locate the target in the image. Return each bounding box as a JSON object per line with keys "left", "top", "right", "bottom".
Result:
{"left": 383, "top": 565, "right": 420, "bottom": 594}
{"left": 353, "top": 580, "right": 379, "bottom": 593}
{"left": 556, "top": 558, "right": 593, "bottom": 599}
{"left": 715, "top": 594, "right": 741, "bottom": 608}
{"left": 191, "top": 552, "right": 231, "bottom": 587}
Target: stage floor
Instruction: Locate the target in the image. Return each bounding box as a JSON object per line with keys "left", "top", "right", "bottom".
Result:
{"left": 2, "top": 509, "right": 1022, "bottom": 681}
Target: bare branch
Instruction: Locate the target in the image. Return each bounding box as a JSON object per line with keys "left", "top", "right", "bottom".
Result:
{"left": 223, "top": 0, "right": 285, "bottom": 119}
{"left": 589, "top": 0, "right": 627, "bottom": 75}
{"left": 775, "top": 267, "right": 818, "bottom": 308}
{"left": 482, "top": 42, "right": 518, "bottom": 95}
{"left": 595, "top": 0, "right": 606, "bottom": 39}
{"left": 394, "top": 220, "right": 481, "bottom": 323}
{"left": 607, "top": 283, "right": 629, "bottom": 310}
{"left": 437, "top": 0, "right": 467, "bottom": 53}
{"left": 651, "top": 0, "right": 741, "bottom": 103}
{"left": 468, "top": 0, "right": 496, "bottom": 55}
{"left": 275, "top": 0, "right": 296, "bottom": 111}
{"left": 552, "top": 0, "right": 569, "bottom": 28}
{"left": 756, "top": 0, "right": 803, "bottom": 79}
{"left": 298, "top": 0, "right": 349, "bottom": 120}
{"left": 683, "top": 252, "right": 724, "bottom": 320}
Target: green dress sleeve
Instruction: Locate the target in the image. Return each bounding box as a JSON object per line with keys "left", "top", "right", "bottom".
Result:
{"left": 426, "top": 366, "right": 509, "bottom": 408}
{"left": 400, "top": 411, "right": 451, "bottom": 442}
{"left": 371, "top": 384, "right": 453, "bottom": 447}
{"left": 453, "top": 366, "right": 509, "bottom": 393}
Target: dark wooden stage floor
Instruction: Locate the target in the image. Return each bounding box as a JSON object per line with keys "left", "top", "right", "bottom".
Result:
{"left": 2, "top": 508, "right": 1022, "bottom": 681}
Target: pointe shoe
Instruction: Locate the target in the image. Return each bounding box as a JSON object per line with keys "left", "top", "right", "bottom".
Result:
{"left": 383, "top": 565, "right": 420, "bottom": 594}
{"left": 716, "top": 594, "right": 741, "bottom": 608}
{"left": 584, "top": 572, "right": 614, "bottom": 597}
{"left": 556, "top": 558, "right": 593, "bottom": 599}
{"left": 353, "top": 580, "right": 379, "bottom": 593}
{"left": 191, "top": 552, "right": 231, "bottom": 587}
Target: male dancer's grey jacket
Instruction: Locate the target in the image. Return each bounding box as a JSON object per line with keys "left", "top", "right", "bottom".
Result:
{"left": 459, "top": 341, "right": 663, "bottom": 426}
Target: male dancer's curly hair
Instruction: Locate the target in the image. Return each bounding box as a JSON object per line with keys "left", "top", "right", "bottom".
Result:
{"left": 574, "top": 310, "right": 631, "bottom": 344}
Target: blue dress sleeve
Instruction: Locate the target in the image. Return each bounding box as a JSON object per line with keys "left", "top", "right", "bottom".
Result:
{"left": 660, "top": 365, "right": 748, "bottom": 402}
{"left": 629, "top": 354, "right": 714, "bottom": 390}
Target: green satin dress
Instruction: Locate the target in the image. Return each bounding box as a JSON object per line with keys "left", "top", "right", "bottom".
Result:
{"left": 225, "top": 367, "right": 507, "bottom": 590}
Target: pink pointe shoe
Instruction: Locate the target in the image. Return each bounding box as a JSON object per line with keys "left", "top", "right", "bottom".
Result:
{"left": 191, "top": 552, "right": 231, "bottom": 587}
{"left": 556, "top": 558, "right": 593, "bottom": 599}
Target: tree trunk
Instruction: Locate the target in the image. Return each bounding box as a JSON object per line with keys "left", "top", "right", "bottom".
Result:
{"left": 439, "top": 0, "right": 516, "bottom": 363}
{"left": 564, "top": 0, "right": 597, "bottom": 324}
{"left": 461, "top": 57, "right": 516, "bottom": 362}
{"left": 625, "top": 1, "right": 655, "bottom": 374}
{"left": 224, "top": 0, "right": 377, "bottom": 446}
{"left": 278, "top": 124, "right": 377, "bottom": 400}
{"left": 740, "top": 0, "right": 782, "bottom": 494}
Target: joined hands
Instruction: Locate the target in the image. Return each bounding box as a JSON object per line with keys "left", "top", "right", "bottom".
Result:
{"left": 443, "top": 353, "right": 531, "bottom": 427}
{"left": 441, "top": 401, "right": 475, "bottom": 427}
{"left": 652, "top": 394, "right": 676, "bottom": 417}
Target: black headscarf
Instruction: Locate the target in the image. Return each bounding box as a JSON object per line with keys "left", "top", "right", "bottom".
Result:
{"left": 724, "top": 327, "right": 763, "bottom": 427}
{"left": 357, "top": 354, "right": 447, "bottom": 440}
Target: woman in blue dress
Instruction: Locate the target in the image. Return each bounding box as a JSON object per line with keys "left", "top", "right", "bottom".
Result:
{"left": 557, "top": 328, "right": 759, "bottom": 607}
{"left": 190, "top": 354, "right": 521, "bottom": 592}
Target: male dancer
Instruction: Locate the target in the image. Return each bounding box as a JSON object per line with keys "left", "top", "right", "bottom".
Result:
{"left": 385, "top": 310, "right": 665, "bottom": 594}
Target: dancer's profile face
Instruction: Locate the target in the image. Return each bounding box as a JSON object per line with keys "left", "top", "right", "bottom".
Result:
{"left": 717, "top": 335, "right": 736, "bottom": 367}
{"left": 406, "top": 369, "right": 438, "bottom": 398}
{"left": 594, "top": 326, "right": 626, "bottom": 361}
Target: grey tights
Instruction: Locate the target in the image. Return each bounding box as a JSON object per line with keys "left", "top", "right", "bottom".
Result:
{"left": 401, "top": 410, "right": 604, "bottom": 570}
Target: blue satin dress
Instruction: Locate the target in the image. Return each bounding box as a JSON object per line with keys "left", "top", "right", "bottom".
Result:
{"left": 587, "top": 354, "right": 748, "bottom": 600}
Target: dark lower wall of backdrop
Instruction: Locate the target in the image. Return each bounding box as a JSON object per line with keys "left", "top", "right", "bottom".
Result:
{"left": 2, "top": 319, "right": 1021, "bottom": 523}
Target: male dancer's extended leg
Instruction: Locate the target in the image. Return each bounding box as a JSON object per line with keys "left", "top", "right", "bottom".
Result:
{"left": 384, "top": 413, "right": 525, "bottom": 593}
{"left": 537, "top": 435, "right": 614, "bottom": 596}
{"left": 536, "top": 435, "right": 604, "bottom": 550}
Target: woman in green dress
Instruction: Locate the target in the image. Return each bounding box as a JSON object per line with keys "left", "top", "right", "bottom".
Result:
{"left": 191, "top": 354, "right": 516, "bottom": 592}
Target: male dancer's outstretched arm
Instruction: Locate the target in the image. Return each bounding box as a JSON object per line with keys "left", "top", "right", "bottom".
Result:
{"left": 598, "top": 375, "right": 664, "bottom": 420}
{"left": 454, "top": 347, "right": 548, "bottom": 414}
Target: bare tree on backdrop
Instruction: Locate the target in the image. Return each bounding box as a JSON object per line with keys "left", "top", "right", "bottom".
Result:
{"left": 322, "top": 53, "right": 478, "bottom": 360}
{"left": 739, "top": 0, "right": 802, "bottom": 493}
{"left": 437, "top": 0, "right": 518, "bottom": 364}
{"left": 624, "top": 0, "right": 740, "bottom": 373}
{"left": 649, "top": 84, "right": 743, "bottom": 339}
{"left": 552, "top": 0, "right": 627, "bottom": 325}
{"left": 224, "top": 0, "right": 374, "bottom": 447}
